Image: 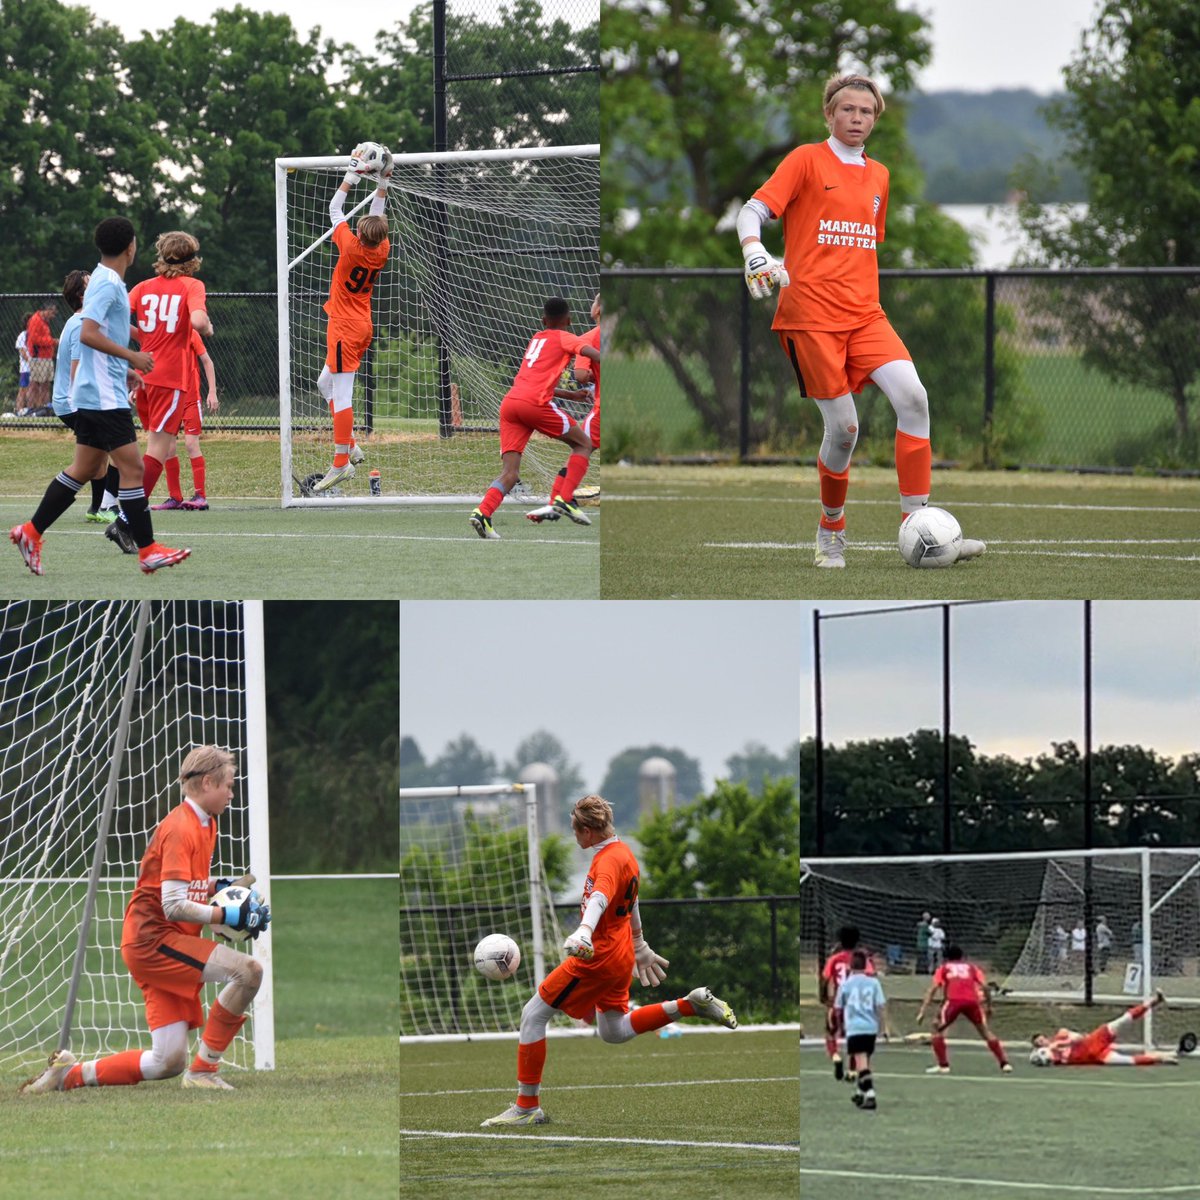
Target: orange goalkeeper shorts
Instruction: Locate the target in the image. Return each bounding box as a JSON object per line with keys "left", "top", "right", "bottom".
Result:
{"left": 122, "top": 932, "right": 218, "bottom": 1031}
{"left": 539, "top": 958, "right": 631, "bottom": 1019}
{"left": 778, "top": 313, "right": 911, "bottom": 399}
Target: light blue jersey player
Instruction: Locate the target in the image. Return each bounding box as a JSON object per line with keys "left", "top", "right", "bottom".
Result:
{"left": 73, "top": 264, "right": 135, "bottom": 411}
{"left": 834, "top": 949, "right": 891, "bottom": 1111}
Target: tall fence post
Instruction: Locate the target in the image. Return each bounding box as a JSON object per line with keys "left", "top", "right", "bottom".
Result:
{"left": 739, "top": 283, "right": 751, "bottom": 460}
{"left": 982, "top": 271, "right": 996, "bottom": 466}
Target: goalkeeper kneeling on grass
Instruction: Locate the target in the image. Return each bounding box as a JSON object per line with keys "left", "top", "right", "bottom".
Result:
{"left": 20, "top": 745, "right": 270, "bottom": 1096}
{"left": 482, "top": 794, "right": 738, "bottom": 1127}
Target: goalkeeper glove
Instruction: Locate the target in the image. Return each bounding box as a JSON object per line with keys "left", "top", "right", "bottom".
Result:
{"left": 632, "top": 933, "right": 669, "bottom": 987}
{"left": 563, "top": 925, "right": 594, "bottom": 961}
{"left": 741, "top": 239, "right": 790, "bottom": 300}
{"left": 222, "top": 889, "right": 271, "bottom": 939}
{"left": 376, "top": 146, "right": 393, "bottom": 186}
{"left": 344, "top": 144, "right": 373, "bottom": 186}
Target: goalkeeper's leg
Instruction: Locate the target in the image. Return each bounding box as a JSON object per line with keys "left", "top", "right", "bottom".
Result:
{"left": 183, "top": 943, "right": 263, "bottom": 1087}
{"left": 315, "top": 366, "right": 358, "bottom": 490}
{"left": 1107, "top": 990, "right": 1166, "bottom": 1037}
{"left": 481, "top": 993, "right": 554, "bottom": 1126}
{"left": 44, "top": 1021, "right": 192, "bottom": 1092}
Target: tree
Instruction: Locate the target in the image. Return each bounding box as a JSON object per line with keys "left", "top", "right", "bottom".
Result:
{"left": 597, "top": 745, "right": 703, "bottom": 830}
{"left": 426, "top": 734, "right": 498, "bottom": 787}
{"left": 503, "top": 731, "right": 586, "bottom": 805}
{"left": 724, "top": 741, "right": 799, "bottom": 794}
{"left": 1014, "top": 0, "right": 1200, "bottom": 462}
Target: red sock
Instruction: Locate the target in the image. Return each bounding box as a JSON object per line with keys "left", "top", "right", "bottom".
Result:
{"left": 549, "top": 467, "right": 567, "bottom": 502}
{"left": 63, "top": 1049, "right": 144, "bottom": 1089}
{"left": 817, "top": 457, "right": 850, "bottom": 529}
{"left": 332, "top": 408, "right": 354, "bottom": 467}
{"left": 986, "top": 1036, "right": 1008, "bottom": 1066}
{"left": 556, "top": 453, "right": 590, "bottom": 502}
{"left": 1128, "top": 1002, "right": 1148, "bottom": 1021}
{"left": 164, "top": 457, "right": 182, "bottom": 501}
{"left": 479, "top": 485, "right": 505, "bottom": 518}
{"left": 932, "top": 1034, "right": 949, "bottom": 1068}
{"left": 675, "top": 997, "right": 696, "bottom": 1018}
{"left": 629, "top": 1003, "right": 677, "bottom": 1035}
{"left": 895, "top": 429, "right": 932, "bottom": 500}
{"left": 516, "top": 1039, "right": 546, "bottom": 1108}
{"left": 1132, "top": 1053, "right": 1162, "bottom": 1066}
{"left": 825, "top": 1035, "right": 839, "bottom": 1058}
{"left": 190, "top": 455, "right": 205, "bottom": 497}
{"left": 142, "top": 455, "right": 163, "bottom": 500}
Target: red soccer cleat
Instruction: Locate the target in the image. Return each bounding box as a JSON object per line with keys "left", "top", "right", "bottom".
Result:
{"left": 10, "top": 523, "right": 44, "bottom": 576}
{"left": 138, "top": 543, "right": 192, "bottom": 573}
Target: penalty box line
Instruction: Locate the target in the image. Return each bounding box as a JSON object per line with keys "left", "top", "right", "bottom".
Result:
{"left": 402, "top": 1129, "right": 798, "bottom": 1154}
{"left": 403, "top": 1074, "right": 797, "bottom": 1098}
{"left": 801, "top": 1166, "right": 1200, "bottom": 1196}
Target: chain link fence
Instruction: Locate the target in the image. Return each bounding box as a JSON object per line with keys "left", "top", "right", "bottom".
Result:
{"left": 603, "top": 267, "right": 1200, "bottom": 474}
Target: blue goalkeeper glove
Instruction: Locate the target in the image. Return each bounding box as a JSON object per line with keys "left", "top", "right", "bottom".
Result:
{"left": 222, "top": 889, "right": 271, "bottom": 939}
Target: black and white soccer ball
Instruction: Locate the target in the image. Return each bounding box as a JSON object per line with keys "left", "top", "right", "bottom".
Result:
{"left": 898, "top": 506, "right": 962, "bottom": 569}
{"left": 473, "top": 933, "right": 521, "bottom": 981}
{"left": 211, "top": 885, "right": 254, "bottom": 943}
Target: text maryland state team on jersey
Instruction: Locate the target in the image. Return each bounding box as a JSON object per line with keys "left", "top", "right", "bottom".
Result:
{"left": 816, "top": 219, "right": 879, "bottom": 249}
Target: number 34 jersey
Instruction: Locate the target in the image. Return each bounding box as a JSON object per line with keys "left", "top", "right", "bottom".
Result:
{"left": 324, "top": 221, "right": 390, "bottom": 334}
{"left": 581, "top": 838, "right": 640, "bottom": 976}
{"left": 128, "top": 276, "right": 207, "bottom": 391}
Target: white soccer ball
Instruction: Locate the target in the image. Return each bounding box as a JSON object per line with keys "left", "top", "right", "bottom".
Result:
{"left": 351, "top": 141, "right": 387, "bottom": 176}
{"left": 898, "top": 506, "right": 962, "bottom": 569}
{"left": 474, "top": 933, "right": 521, "bottom": 981}
{"left": 1029, "top": 1046, "right": 1053, "bottom": 1067}
{"left": 211, "top": 885, "right": 254, "bottom": 943}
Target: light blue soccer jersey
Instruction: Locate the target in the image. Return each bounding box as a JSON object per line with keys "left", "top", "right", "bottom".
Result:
{"left": 835, "top": 973, "right": 886, "bottom": 1037}
{"left": 72, "top": 264, "right": 132, "bottom": 411}
{"left": 52, "top": 312, "right": 84, "bottom": 417}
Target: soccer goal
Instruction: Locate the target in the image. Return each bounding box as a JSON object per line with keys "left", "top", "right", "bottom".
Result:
{"left": 0, "top": 600, "right": 274, "bottom": 1079}
{"left": 400, "top": 784, "right": 569, "bottom": 1041}
{"left": 801, "top": 849, "right": 1200, "bottom": 1050}
{"left": 275, "top": 145, "right": 600, "bottom": 506}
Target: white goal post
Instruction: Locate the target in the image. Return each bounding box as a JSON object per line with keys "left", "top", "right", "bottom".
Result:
{"left": 801, "top": 848, "right": 1200, "bottom": 1051}
{"left": 275, "top": 144, "right": 600, "bottom": 506}
{"left": 0, "top": 600, "right": 274, "bottom": 1078}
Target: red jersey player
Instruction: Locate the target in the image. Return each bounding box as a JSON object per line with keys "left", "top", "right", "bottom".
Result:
{"left": 481, "top": 794, "right": 737, "bottom": 1127}
{"left": 469, "top": 297, "right": 601, "bottom": 540}
{"left": 915, "top": 945, "right": 1011, "bottom": 1074}
{"left": 821, "top": 924, "right": 875, "bottom": 1080}
{"left": 1030, "top": 989, "right": 1178, "bottom": 1067}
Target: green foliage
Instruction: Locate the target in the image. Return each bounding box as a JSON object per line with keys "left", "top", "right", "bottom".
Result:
{"left": 724, "top": 741, "right": 800, "bottom": 794}
{"left": 398, "top": 734, "right": 499, "bottom": 789}
{"left": 502, "top": 731, "right": 587, "bottom": 810}
{"left": 597, "top": 744, "right": 703, "bottom": 830}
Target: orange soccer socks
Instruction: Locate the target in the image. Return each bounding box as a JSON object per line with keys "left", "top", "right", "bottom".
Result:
{"left": 62, "top": 1049, "right": 144, "bottom": 1090}
{"left": 331, "top": 408, "right": 354, "bottom": 468}
{"left": 817, "top": 458, "right": 850, "bottom": 530}
{"left": 190, "top": 999, "right": 246, "bottom": 1074}
{"left": 516, "top": 1039, "right": 547, "bottom": 1109}
{"left": 896, "top": 429, "right": 931, "bottom": 512}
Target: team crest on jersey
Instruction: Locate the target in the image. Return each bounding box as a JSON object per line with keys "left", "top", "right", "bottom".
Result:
{"left": 872, "top": 195, "right": 881, "bottom": 217}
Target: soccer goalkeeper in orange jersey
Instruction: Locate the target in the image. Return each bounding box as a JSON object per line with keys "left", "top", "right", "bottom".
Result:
{"left": 481, "top": 794, "right": 738, "bottom": 1127}
{"left": 1029, "top": 990, "right": 1178, "bottom": 1067}
{"left": 313, "top": 142, "right": 392, "bottom": 493}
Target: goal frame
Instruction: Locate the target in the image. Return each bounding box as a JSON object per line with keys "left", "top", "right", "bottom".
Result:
{"left": 274, "top": 144, "right": 601, "bottom": 508}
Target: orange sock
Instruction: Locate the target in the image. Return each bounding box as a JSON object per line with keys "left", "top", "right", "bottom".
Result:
{"left": 332, "top": 408, "right": 354, "bottom": 468}
{"left": 675, "top": 997, "right": 696, "bottom": 1018}
{"left": 516, "top": 1039, "right": 546, "bottom": 1108}
{"left": 629, "top": 1003, "right": 677, "bottom": 1035}
{"left": 895, "top": 429, "right": 931, "bottom": 503}
{"left": 557, "top": 454, "right": 590, "bottom": 502}
{"left": 191, "top": 999, "right": 246, "bottom": 1072}
{"left": 817, "top": 457, "right": 850, "bottom": 529}
{"left": 164, "top": 457, "right": 183, "bottom": 501}
{"left": 63, "top": 1049, "right": 144, "bottom": 1089}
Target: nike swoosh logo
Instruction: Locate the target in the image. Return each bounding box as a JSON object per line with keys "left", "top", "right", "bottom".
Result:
{"left": 824, "top": 185, "right": 838, "bottom": 190}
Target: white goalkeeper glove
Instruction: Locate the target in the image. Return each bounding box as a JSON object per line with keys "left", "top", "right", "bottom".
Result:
{"left": 563, "top": 925, "right": 594, "bottom": 961}
{"left": 376, "top": 146, "right": 393, "bottom": 187}
{"left": 632, "top": 933, "right": 669, "bottom": 987}
{"left": 742, "top": 239, "right": 790, "bottom": 300}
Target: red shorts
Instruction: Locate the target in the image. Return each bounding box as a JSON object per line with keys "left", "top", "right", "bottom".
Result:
{"left": 938, "top": 1000, "right": 985, "bottom": 1030}
{"left": 498, "top": 393, "right": 575, "bottom": 455}
{"left": 538, "top": 959, "right": 630, "bottom": 1019}
{"left": 135, "top": 392, "right": 149, "bottom": 431}
{"left": 139, "top": 383, "right": 186, "bottom": 435}
{"left": 326, "top": 320, "right": 372, "bottom": 374}
{"left": 582, "top": 405, "right": 599, "bottom": 450}
{"left": 1069, "top": 1026, "right": 1116, "bottom": 1065}
{"left": 182, "top": 393, "right": 202, "bottom": 437}
{"left": 778, "top": 314, "right": 911, "bottom": 400}
{"left": 121, "top": 932, "right": 218, "bottom": 1031}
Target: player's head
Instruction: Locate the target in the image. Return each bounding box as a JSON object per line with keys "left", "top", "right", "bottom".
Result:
{"left": 837, "top": 925, "right": 860, "bottom": 951}
{"left": 946, "top": 945, "right": 964, "bottom": 962}
{"left": 94, "top": 217, "right": 137, "bottom": 265}
{"left": 1030, "top": 1033, "right": 1049, "bottom": 1048}
{"left": 590, "top": 292, "right": 601, "bottom": 322}
{"left": 179, "top": 744, "right": 237, "bottom": 815}
{"left": 850, "top": 949, "right": 867, "bottom": 972}
{"left": 543, "top": 296, "right": 571, "bottom": 329}
{"left": 570, "top": 793, "right": 615, "bottom": 848}
{"left": 822, "top": 74, "right": 884, "bottom": 146}
{"left": 357, "top": 214, "right": 388, "bottom": 248}
{"left": 153, "top": 231, "right": 203, "bottom": 278}
{"left": 37, "top": 300, "right": 55, "bottom": 319}
{"left": 1029, "top": 1046, "right": 1052, "bottom": 1067}
{"left": 61, "top": 270, "right": 90, "bottom": 313}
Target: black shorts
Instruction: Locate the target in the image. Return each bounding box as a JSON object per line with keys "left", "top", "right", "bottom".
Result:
{"left": 58, "top": 412, "right": 77, "bottom": 432}
{"left": 846, "top": 1033, "right": 877, "bottom": 1057}
{"left": 72, "top": 408, "right": 137, "bottom": 452}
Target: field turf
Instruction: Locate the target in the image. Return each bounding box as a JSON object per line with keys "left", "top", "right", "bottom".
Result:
{"left": 603, "top": 465, "right": 1200, "bottom": 598}
{"left": 401, "top": 1029, "right": 798, "bottom": 1199}
{"left": 801, "top": 1041, "right": 1200, "bottom": 1198}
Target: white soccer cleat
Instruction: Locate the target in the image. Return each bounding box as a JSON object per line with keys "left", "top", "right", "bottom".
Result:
{"left": 686, "top": 986, "right": 738, "bottom": 1029}
{"left": 19, "top": 1049, "right": 76, "bottom": 1094}
{"left": 957, "top": 537, "right": 986, "bottom": 562}
{"left": 348, "top": 444, "right": 365, "bottom": 466}
{"left": 925, "top": 1065, "right": 950, "bottom": 1075}
{"left": 181, "top": 1070, "right": 236, "bottom": 1090}
{"left": 525, "top": 503, "right": 561, "bottom": 524}
{"left": 313, "top": 463, "right": 355, "bottom": 493}
{"left": 815, "top": 524, "right": 847, "bottom": 569}
{"left": 480, "top": 1103, "right": 549, "bottom": 1127}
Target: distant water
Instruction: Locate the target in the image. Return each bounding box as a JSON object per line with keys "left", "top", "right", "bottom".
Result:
{"left": 937, "top": 203, "right": 1089, "bottom": 269}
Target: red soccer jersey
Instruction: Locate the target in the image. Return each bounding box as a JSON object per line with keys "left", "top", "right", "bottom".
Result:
{"left": 822, "top": 948, "right": 875, "bottom": 1001}
{"left": 574, "top": 324, "right": 600, "bottom": 405}
{"left": 26, "top": 311, "right": 54, "bottom": 359}
{"left": 581, "top": 839, "right": 639, "bottom": 973}
{"left": 187, "top": 329, "right": 206, "bottom": 402}
{"left": 506, "top": 327, "right": 591, "bottom": 406}
{"left": 933, "top": 960, "right": 987, "bottom": 1005}
{"left": 324, "top": 221, "right": 389, "bottom": 329}
{"left": 129, "top": 276, "right": 207, "bottom": 390}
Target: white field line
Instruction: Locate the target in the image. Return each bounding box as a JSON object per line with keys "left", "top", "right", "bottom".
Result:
{"left": 401, "top": 1129, "right": 798, "bottom": 1153}
{"left": 610, "top": 495, "right": 1200, "bottom": 515}
{"left": 706, "top": 541, "right": 1200, "bottom": 562}
{"left": 402, "top": 1074, "right": 796, "bottom": 1098}
{"left": 800, "top": 1066, "right": 1200, "bottom": 1090}
{"left": 798, "top": 1167, "right": 1200, "bottom": 1196}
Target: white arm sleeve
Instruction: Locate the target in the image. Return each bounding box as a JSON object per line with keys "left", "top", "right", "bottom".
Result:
{"left": 735, "top": 198, "right": 774, "bottom": 243}
{"left": 368, "top": 193, "right": 387, "bottom": 217}
{"left": 580, "top": 890, "right": 608, "bottom": 932}
{"left": 329, "top": 189, "right": 348, "bottom": 228}
{"left": 161, "top": 879, "right": 214, "bottom": 925}
{"left": 630, "top": 898, "right": 643, "bottom": 939}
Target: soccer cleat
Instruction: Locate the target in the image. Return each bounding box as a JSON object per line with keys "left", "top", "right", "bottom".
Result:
{"left": 181, "top": 494, "right": 209, "bottom": 511}
{"left": 553, "top": 497, "right": 591, "bottom": 526}
{"left": 925, "top": 1065, "right": 950, "bottom": 1075}
{"left": 86, "top": 507, "right": 117, "bottom": 524}
{"left": 10, "top": 524, "right": 43, "bottom": 576}
{"left": 469, "top": 509, "right": 500, "bottom": 540}
{"left": 348, "top": 444, "right": 365, "bottom": 466}
{"left": 313, "top": 463, "right": 355, "bottom": 492}
{"left": 815, "top": 524, "right": 847, "bottom": 569}
{"left": 19, "top": 1049, "right": 76, "bottom": 1094}
{"left": 105, "top": 518, "right": 138, "bottom": 555}
{"left": 685, "top": 986, "right": 738, "bottom": 1030}
{"left": 151, "top": 497, "right": 185, "bottom": 511}
{"left": 845, "top": 1070, "right": 857, "bottom": 1084}
{"left": 181, "top": 1070, "right": 235, "bottom": 1090}
{"left": 480, "top": 1103, "right": 549, "bottom": 1127}
{"left": 1155, "top": 989, "right": 1167, "bottom": 1007}
{"left": 832, "top": 1052, "right": 844, "bottom": 1081}
{"left": 957, "top": 537, "right": 986, "bottom": 562}
{"left": 860, "top": 1097, "right": 877, "bottom": 1111}
{"left": 1000, "top": 1063, "right": 1013, "bottom": 1073}
{"left": 851, "top": 1091, "right": 863, "bottom": 1107}
{"left": 525, "top": 503, "right": 562, "bottom": 524}
{"left": 139, "top": 543, "right": 191, "bottom": 574}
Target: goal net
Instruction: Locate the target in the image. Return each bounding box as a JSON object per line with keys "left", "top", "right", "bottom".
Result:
{"left": 400, "top": 784, "right": 568, "bottom": 1041}
{"left": 801, "top": 849, "right": 1200, "bottom": 1050}
{"left": 0, "top": 600, "right": 273, "bottom": 1080}
{"left": 276, "top": 145, "right": 600, "bottom": 505}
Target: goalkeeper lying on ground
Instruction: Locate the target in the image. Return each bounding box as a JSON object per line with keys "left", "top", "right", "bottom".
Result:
{"left": 1029, "top": 989, "right": 1178, "bottom": 1066}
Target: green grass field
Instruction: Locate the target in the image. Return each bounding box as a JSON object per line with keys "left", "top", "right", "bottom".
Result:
{"left": 801, "top": 1041, "right": 1200, "bottom": 1198}
{"left": 402, "top": 1029, "right": 798, "bottom": 1199}
{"left": 0, "top": 432, "right": 598, "bottom": 598}
{"left": 603, "top": 465, "right": 1200, "bottom": 598}
{"left": 0, "top": 877, "right": 400, "bottom": 1199}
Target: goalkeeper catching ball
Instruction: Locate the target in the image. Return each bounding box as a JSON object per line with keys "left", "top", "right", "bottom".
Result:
{"left": 1029, "top": 989, "right": 1179, "bottom": 1067}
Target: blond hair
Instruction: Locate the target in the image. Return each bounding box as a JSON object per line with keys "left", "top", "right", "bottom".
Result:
{"left": 153, "top": 231, "right": 203, "bottom": 278}
{"left": 357, "top": 215, "right": 388, "bottom": 248}
{"left": 822, "top": 74, "right": 885, "bottom": 124}
{"left": 179, "top": 745, "right": 236, "bottom": 794}
{"left": 571, "top": 794, "right": 615, "bottom": 838}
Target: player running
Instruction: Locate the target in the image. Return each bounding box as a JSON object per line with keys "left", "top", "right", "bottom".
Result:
{"left": 915, "top": 945, "right": 1011, "bottom": 1074}
{"left": 470, "top": 298, "right": 601, "bottom": 539}
{"left": 20, "top": 745, "right": 270, "bottom": 1096}
{"left": 312, "top": 143, "right": 392, "bottom": 493}
{"left": 834, "top": 950, "right": 893, "bottom": 1112}
{"left": 735, "top": 73, "right": 985, "bottom": 569}
{"left": 1029, "top": 989, "right": 1178, "bottom": 1067}
{"left": 481, "top": 794, "right": 737, "bottom": 1127}
{"left": 821, "top": 924, "right": 875, "bottom": 1080}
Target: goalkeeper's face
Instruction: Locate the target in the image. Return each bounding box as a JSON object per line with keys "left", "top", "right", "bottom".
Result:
{"left": 827, "top": 90, "right": 877, "bottom": 146}
{"left": 194, "top": 767, "right": 235, "bottom": 816}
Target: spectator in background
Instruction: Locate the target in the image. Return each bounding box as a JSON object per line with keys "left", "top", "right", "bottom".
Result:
{"left": 927, "top": 917, "right": 946, "bottom": 971}
{"left": 25, "top": 302, "right": 58, "bottom": 413}
{"left": 915, "top": 911, "right": 932, "bottom": 974}
{"left": 15, "top": 314, "right": 32, "bottom": 413}
{"left": 1131, "top": 919, "right": 1142, "bottom": 965}
{"left": 1053, "top": 923, "right": 1069, "bottom": 974}
{"left": 1096, "top": 915, "right": 1113, "bottom": 974}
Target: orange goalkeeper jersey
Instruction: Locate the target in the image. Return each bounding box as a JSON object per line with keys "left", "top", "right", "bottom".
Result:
{"left": 122, "top": 800, "right": 217, "bottom": 945}
{"left": 324, "top": 221, "right": 389, "bottom": 329}
{"left": 581, "top": 839, "right": 639, "bottom": 975}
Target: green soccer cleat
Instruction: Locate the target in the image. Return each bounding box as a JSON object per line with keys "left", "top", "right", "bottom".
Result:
{"left": 480, "top": 1103, "right": 549, "bottom": 1127}
{"left": 470, "top": 509, "right": 500, "bottom": 540}
{"left": 86, "top": 507, "right": 118, "bottom": 524}
{"left": 552, "top": 497, "right": 591, "bottom": 526}
{"left": 19, "top": 1049, "right": 75, "bottom": 1094}
{"left": 815, "top": 524, "right": 847, "bottom": 568}
{"left": 686, "top": 986, "right": 738, "bottom": 1029}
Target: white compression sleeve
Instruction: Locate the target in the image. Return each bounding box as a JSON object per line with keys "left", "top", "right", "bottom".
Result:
{"left": 580, "top": 890, "right": 608, "bottom": 931}
{"left": 736, "top": 197, "right": 773, "bottom": 243}
{"left": 329, "top": 189, "right": 348, "bottom": 226}
{"left": 161, "top": 878, "right": 214, "bottom": 925}
{"left": 369, "top": 192, "right": 387, "bottom": 217}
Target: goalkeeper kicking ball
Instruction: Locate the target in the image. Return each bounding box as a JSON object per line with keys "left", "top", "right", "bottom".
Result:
{"left": 474, "top": 934, "right": 521, "bottom": 981}
{"left": 898, "top": 506, "right": 963, "bottom": 569}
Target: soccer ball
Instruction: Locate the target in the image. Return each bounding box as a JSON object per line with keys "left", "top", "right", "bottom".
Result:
{"left": 1029, "top": 1046, "right": 1053, "bottom": 1067}
{"left": 898, "top": 506, "right": 962, "bottom": 569}
{"left": 350, "top": 141, "right": 390, "bottom": 179}
{"left": 474, "top": 934, "right": 521, "bottom": 981}
{"left": 211, "top": 885, "right": 255, "bottom": 943}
